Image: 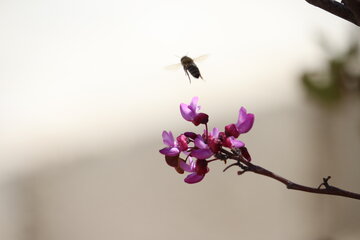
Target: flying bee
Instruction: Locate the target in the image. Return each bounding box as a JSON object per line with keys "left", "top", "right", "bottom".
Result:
{"left": 180, "top": 56, "right": 203, "bottom": 83}
{"left": 165, "top": 54, "right": 208, "bottom": 83}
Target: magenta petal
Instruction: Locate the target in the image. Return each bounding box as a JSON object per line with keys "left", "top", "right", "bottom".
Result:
{"left": 225, "top": 123, "right": 240, "bottom": 138}
{"left": 179, "top": 160, "right": 193, "bottom": 172}
{"left": 189, "top": 157, "right": 196, "bottom": 169}
{"left": 189, "top": 96, "right": 199, "bottom": 112}
{"left": 159, "top": 147, "right": 180, "bottom": 156}
{"left": 194, "top": 136, "right": 207, "bottom": 149}
{"left": 180, "top": 103, "right": 194, "bottom": 121}
{"left": 228, "top": 137, "right": 245, "bottom": 148}
{"left": 191, "top": 149, "right": 213, "bottom": 159}
{"left": 176, "top": 134, "right": 188, "bottom": 151}
{"left": 211, "top": 128, "right": 219, "bottom": 138}
{"left": 162, "top": 131, "right": 175, "bottom": 147}
{"left": 237, "top": 113, "right": 254, "bottom": 134}
{"left": 237, "top": 107, "right": 248, "bottom": 125}
{"left": 184, "top": 173, "right": 205, "bottom": 184}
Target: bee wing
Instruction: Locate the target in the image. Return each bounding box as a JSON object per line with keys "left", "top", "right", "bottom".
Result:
{"left": 164, "top": 63, "right": 182, "bottom": 70}
{"left": 192, "top": 54, "right": 209, "bottom": 63}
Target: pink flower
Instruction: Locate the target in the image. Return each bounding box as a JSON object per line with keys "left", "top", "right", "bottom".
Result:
{"left": 160, "top": 97, "right": 255, "bottom": 184}
{"left": 235, "top": 107, "right": 254, "bottom": 134}
{"left": 208, "top": 128, "right": 221, "bottom": 154}
{"left": 180, "top": 97, "right": 199, "bottom": 121}
{"left": 223, "top": 136, "right": 245, "bottom": 148}
{"left": 225, "top": 107, "right": 254, "bottom": 138}
{"left": 179, "top": 157, "right": 209, "bottom": 184}
{"left": 225, "top": 123, "right": 240, "bottom": 138}
{"left": 176, "top": 134, "right": 188, "bottom": 151}
{"left": 191, "top": 135, "right": 213, "bottom": 159}
{"left": 159, "top": 131, "right": 188, "bottom": 157}
{"left": 209, "top": 127, "right": 244, "bottom": 150}
{"left": 180, "top": 97, "right": 208, "bottom": 126}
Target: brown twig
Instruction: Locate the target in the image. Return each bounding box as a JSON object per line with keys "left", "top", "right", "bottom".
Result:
{"left": 343, "top": 0, "right": 360, "bottom": 23}
{"left": 305, "top": 0, "right": 360, "bottom": 26}
{"left": 221, "top": 149, "right": 360, "bottom": 200}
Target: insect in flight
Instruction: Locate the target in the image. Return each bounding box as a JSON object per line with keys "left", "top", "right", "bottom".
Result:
{"left": 165, "top": 54, "right": 208, "bottom": 83}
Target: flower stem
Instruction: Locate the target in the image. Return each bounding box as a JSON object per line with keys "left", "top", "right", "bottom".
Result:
{"left": 205, "top": 123, "right": 209, "bottom": 143}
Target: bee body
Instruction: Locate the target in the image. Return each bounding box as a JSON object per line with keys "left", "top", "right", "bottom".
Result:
{"left": 180, "top": 56, "right": 203, "bottom": 83}
{"left": 165, "top": 54, "right": 207, "bottom": 83}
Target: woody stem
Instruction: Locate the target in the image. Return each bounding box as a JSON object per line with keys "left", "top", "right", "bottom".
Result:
{"left": 220, "top": 149, "right": 360, "bottom": 200}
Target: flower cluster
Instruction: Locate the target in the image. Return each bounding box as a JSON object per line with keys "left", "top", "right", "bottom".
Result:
{"left": 159, "top": 97, "right": 254, "bottom": 184}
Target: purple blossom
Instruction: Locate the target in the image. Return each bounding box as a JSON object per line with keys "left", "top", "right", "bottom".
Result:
{"left": 191, "top": 135, "right": 213, "bottom": 159}
{"left": 176, "top": 134, "right": 188, "bottom": 151}
{"left": 235, "top": 107, "right": 254, "bottom": 134}
{"left": 224, "top": 107, "right": 254, "bottom": 138}
{"left": 180, "top": 96, "right": 200, "bottom": 121}
{"left": 180, "top": 97, "right": 208, "bottom": 126}
{"left": 225, "top": 123, "right": 240, "bottom": 138}
{"left": 208, "top": 128, "right": 221, "bottom": 153}
{"left": 159, "top": 131, "right": 187, "bottom": 157}
{"left": 179, "top": 157, "right": 209, "bottom": 184}
{"left": 224, "top": 136, "right": 245, "bottom": 148}
{"left": 160, "top": 97, "right": 255, "bottom": 184}
{"left": 208, "top": 127, "right": 244, "bottom": 150}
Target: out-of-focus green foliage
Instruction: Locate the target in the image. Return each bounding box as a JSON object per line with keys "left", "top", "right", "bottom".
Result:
{"left": 301, "top": 38, "right": 360, "bottom": 104}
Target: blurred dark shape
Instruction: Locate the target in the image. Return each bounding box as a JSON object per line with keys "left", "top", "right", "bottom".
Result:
{"left": 165, "top": 155, "right": 185, "bottom": 174}
{"left": 301, "top": 37, "right": 360, "bottom": 104}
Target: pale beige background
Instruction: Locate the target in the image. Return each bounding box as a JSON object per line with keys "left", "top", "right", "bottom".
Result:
{"left": 0, "top": 0, "right": 360, "bottom": 239}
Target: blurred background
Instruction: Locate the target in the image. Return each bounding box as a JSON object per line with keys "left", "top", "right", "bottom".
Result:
{"left": 0, "top": 0, "right": 360, "bottom": 239}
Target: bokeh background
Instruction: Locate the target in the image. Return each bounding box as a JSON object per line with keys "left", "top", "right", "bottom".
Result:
{"left": 0, "top": 0, "right": 359, "bottom": 239}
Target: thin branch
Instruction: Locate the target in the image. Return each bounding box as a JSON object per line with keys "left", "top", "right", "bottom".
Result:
{"left": 305, "top": 0, "right": 360, "bottom": 26}
{"left": 343, "top": 0, "right": 360, "bottom": 23}
{"left": 221, "top": 149, "right": 360, "bottom": 200}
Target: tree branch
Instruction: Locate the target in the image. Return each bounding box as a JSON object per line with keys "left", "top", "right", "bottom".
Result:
{"left": 343, "top": 0, "right": 360, "bottom": 23}
{"left": 305, "top": 0, "right": 360, "bottom": 26}
{"left": 221, "top": 149, "right": 360, "bottom": 200}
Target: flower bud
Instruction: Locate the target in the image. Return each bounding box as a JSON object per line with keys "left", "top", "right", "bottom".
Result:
{"left": 193, "top": 113, "right": 209, "bottom": 126}
{"left": 240, "top": 146, "right": 251, "bottom": 161}
{"left": 222, "top": 137, "right": 233, "bottom": 148}
{"left": 176, "top": 134, "right": 188, "bottom": 151}
{"left": 225, "top": 124, "right": 240, "bottom": 138}
{"left": 184, "top": 132, "right": 197, "bottom": 140}
{"left": 208, "top": 137, "right": 221, "bottom": 154}
{"left": 195, "top": 159, "right": 209, "bottom": 175}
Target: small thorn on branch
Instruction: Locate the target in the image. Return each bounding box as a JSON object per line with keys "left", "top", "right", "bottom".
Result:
{"left": 237, "top": 169, "right": 248, "bottom": 175}
{"left": 318, "top": 176, "right": 332, "bottom": 189}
